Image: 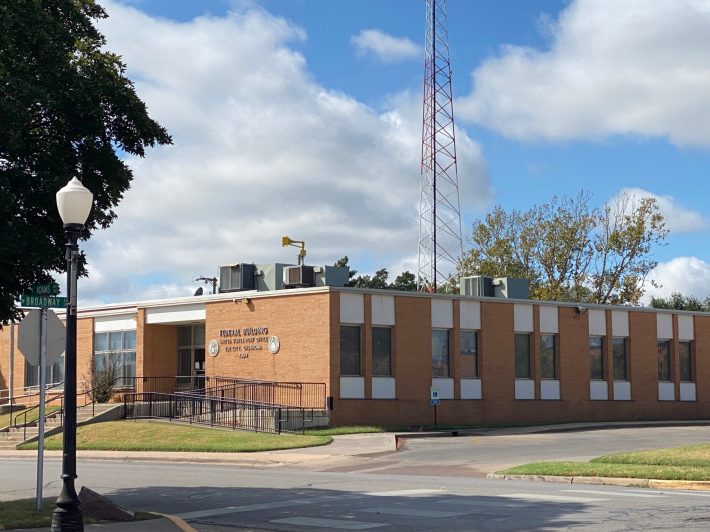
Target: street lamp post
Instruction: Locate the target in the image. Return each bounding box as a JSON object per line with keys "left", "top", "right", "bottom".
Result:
{"left": 52, "top": 177, "right": 93, "bottom": 532}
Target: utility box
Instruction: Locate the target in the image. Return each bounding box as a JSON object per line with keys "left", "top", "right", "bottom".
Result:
{"left": 218, "top": 263, "right": 256, "bottom": 292}
{"left": 315, "top": 266, "right": 350, "bottom": 287}
{"left": 493, "top": 277, "right": 530, "bottom": 300}
{"left": 255, "top": 263, "right": 293, "bottom": 291}
{"left": 460, "top": 276, "right": 494, "bottom": 297}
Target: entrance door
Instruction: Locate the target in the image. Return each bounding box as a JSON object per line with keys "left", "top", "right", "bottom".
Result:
{"left": 176, "top": 324, "right": 206, "bottom": 388}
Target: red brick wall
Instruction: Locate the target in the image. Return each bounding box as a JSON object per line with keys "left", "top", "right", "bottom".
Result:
{"left": 205, "top": 293, "right": 331, "bottom": 392}
{"left": 138, "top": 309, "right": 177, "bottom": 378}
{"left": 330, "top": 294, "right": 710, "bottom": 427}
{"left": 0, "top": 316, "right": 93, "bottom": 400}
{"left": 76, "top": 317, "right": 94, "bottom": 391}
{"left": 4, "top": 290, "right": 710, "bottom": 427}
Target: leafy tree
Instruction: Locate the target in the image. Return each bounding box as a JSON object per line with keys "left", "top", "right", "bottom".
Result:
{"left": 650, "top": 292, "right": 708, "bottom": 312}
{"left": 332, "top": 257, "right": 417, "bottom": 292}
{"left": 0, "top": 0, "right": 171, "bottom": 322}
{"left": 590, "top": 195, "right": 668, "bottom": 304}
{"left": 392, "top": 271, "right": 417, "bottom": 291}
{"left": 458, "top": 191, "right": 668, "bottom": 305}
{"left": 354, "top": 268, "right": 390, "bottom": 289}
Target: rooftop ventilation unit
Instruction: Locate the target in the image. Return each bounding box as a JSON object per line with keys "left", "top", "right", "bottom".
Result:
{"left": 493, "top": 277, "right": 530, "bottom": 300}
{"left": 315, "top": 265, "right": 350, "bottom": 287}
{"left": 283, "top": 265, "right": 315, "bottom": 288}
{"left": 460, "top": 276, "right": 494, "bottom": 297}
{"left": 218, "top": 263, "right": 256, "bottom": 293}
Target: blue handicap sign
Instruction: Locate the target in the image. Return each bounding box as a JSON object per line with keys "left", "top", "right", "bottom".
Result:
{"left": 431, "top": 399, "right": 440, "bottom": 406}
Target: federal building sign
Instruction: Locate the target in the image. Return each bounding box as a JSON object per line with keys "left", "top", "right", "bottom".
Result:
{"left": 216, "top": 326, "right": 274, "bottom": 358}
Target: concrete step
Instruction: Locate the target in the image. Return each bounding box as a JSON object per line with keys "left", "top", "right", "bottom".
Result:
{"left": 4, "top": 434, "right": 36, "bottom": 442}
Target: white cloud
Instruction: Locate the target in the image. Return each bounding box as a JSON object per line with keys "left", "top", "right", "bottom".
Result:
{"left": 643, "top": 256, "right": 710, "bottom": 303}
{"left": 612, "top": 187, "right": 707, "bottom": 233}
{"left": 74, "top": 2, "right": 490, "bottom": 304}
{"left": 351, "top": 29, "right": 419, "bottom": 63}
{"left": 458, "top": 0, "right": 710, "bottom": 146}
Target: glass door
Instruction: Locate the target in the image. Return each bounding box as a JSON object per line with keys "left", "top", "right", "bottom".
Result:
{"left": 176, "top": 324, "right": 206, "bottom": 388}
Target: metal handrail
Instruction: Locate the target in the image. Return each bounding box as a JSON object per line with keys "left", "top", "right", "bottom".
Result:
{"left": 6, "top": 381, "right": 65, "bottom": 427}
{"left": 123, "top": 391, "right": 318, "bottom": 434}
{"left": 0, "top": 381, "right": 65, "bottom": 406}
{"left": 6, "top": 374, "right": 327, "bottom": 440}
{"left": 9, "top": 374, "right": 127, "bottom": 438}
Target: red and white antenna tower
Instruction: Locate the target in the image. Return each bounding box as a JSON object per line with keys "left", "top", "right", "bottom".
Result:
{"left": 418, "top": 0, "right": 463, "bottom": 292}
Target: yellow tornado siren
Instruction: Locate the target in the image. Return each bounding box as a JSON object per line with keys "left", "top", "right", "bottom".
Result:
{"left": 282, "top": 236, "right": 306, "bottom": 265}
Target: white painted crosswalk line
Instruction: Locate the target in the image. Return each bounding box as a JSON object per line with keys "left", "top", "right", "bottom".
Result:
{"left": 271, "top": 517, "right": 386, "bottom": 530}
{"left": 358, "top": 506, "right": 471, "bottom": 518}
{"left": 566, "top": 489, "right": 667, "bottom": 498}
{"left": 178, "top": 499, "right": 313, "bottom": 519}
{"left": 662, "top": 490, "right": 710, "bottom": 497}
{"left": 436, "top": 498, "right": 525, "bottom": 508}
{"left": 364, "top": 488, "right": 447, "bottom": 497}
{"left": 506, "top": 493, "right": 607, "bottom": 503}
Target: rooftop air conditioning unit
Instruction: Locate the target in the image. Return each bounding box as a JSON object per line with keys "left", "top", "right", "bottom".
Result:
{"left": 460, "top": 276, "right": 494, "bottom": 297}
{"left": 218, "top": 263, "right": 256, "bottom": 293}
{"left": 493, "top": 277, "right": 530, "bottom": 300}
{"left": 283, "top": 265, "right": 316, "bottom": 288}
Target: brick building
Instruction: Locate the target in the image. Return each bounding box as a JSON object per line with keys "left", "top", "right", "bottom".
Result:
{"left": 1, "top": 284, "right": 708, "bottom": 426}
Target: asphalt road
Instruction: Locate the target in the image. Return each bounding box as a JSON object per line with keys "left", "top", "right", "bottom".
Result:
{"left": 390, "top": 424, "right": 710, "bottom": 474}
{"left": 3, "top": 424, "right": 710, "bottom": 530}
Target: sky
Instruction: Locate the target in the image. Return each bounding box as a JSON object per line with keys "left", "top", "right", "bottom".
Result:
{"left": 71, "top": 0, "right": 710, "bottom": 306}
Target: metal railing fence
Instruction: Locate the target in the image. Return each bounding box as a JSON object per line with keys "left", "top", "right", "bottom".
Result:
{"left": 4, "top": 375, "right": 327, "bottom": 439}
{"left": 124, "top": 376, "right": 326, "bottom": 410}
{"left": 123, "top": 392, "right": 316, "bottom": 434}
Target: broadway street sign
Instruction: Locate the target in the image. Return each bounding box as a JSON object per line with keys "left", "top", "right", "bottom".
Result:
{"left": 20, "top": 294, "right": 67, "bottom": 309}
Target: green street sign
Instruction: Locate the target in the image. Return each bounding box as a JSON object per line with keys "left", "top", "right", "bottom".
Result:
{"left": 31, "top": 283, "right": 60, "bottom": 296}
{"left": 21, "top": 294, "right": 67, "bottom": 308}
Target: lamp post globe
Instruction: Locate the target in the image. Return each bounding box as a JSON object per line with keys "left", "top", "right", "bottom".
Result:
{"left": 52, "top": 177, "right": 92, "bottom": 532}
{"left": 56, "top": 177, "right": 93, "bottom": 226}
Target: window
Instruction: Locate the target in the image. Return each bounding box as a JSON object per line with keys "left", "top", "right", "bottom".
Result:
{"left": 432, "top": 329, "right": 450, "bottom": 377}
{"left": 680, "top": 341, "right": 694, "bottom": 382}
{"left": 657, "top": 340, "right": 672, "bottom": 382}
{"left": 612, "top": 337, "right": 628, "bottom": 381}
{"left": 515, "top": 333, "right": 531, "bottom": 379}
{"left": 340, "top": 325, "right": 362, "bottom": 376}
{"left": 540, "top": 334, "right": 556, "bottom": 379}
{"left": 93, "top": 330, "right": 136, "bottom": 387}
{"left": 25, "top": 355, "right": 65, "bottom": 388}
{"left": 372, "top": 327, "right": 392, "bottom": 376}
{"left": 589, "top": 336, "right": 604, "bottom": 380}
{"left": 460, "top": 330, "right": 479, "bottom": 378}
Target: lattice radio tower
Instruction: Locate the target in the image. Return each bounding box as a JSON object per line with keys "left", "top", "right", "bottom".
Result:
{"left": 417, "top": 0, "right": 463, "bottom": 292}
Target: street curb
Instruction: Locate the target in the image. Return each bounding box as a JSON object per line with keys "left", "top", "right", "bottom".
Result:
{"left": 394, "top": 431, "right": 458, "bottom": 449}
{"left": 158, "top": 513, "right": 199, "bottom": 532}
{"left": 518, "top": 420, "right": 710, "bottom": 434}
{"left": 486, "top": 473, "right": 710, "bottom": 491}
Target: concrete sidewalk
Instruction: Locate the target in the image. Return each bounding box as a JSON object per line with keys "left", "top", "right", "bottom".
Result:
{"left": 0, "top": 432, "right": 398, "bottom": 468}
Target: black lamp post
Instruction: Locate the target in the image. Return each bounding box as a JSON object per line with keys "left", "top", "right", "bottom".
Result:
{"left": 52, "top": 177, "right": 93, "bottom": 532}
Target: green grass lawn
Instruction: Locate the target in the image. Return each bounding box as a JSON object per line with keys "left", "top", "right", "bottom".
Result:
{"left": 0, "top": 497, "right": 157, "bottom": 530}
{"left": 19, "top": 420, "right": 332, "bottom": 452}
{"left": 0, "top": 405, "right": 61, "bottom": 429}
{"left": 501, "top": 444, "right": 710, "bottom": 481}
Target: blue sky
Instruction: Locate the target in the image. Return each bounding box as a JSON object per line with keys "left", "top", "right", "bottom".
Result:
{"left": 74, "top": 0, "right": 710, "bottom": 305}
